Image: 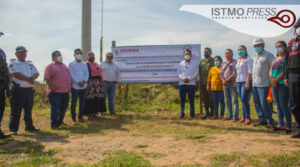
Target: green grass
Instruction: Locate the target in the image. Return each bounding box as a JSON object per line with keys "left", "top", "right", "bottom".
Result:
{"left": 210, "top": 152, "right": 243, "bottom": 167}
{"left": 135, "top": 144, "right": 148, "bottom": 148}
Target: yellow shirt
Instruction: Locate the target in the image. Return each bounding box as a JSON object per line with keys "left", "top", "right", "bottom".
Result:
{"left": 207, "top": 66, "right": 223, "bottom": 91}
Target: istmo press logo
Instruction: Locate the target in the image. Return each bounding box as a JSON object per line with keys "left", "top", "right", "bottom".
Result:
{"left": 179, "top": 5, "right": 300, "bottom": 37}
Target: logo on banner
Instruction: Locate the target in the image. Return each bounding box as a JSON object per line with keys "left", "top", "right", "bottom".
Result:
{"left": 179, "top": 5, "right": 300, "bottom": 37}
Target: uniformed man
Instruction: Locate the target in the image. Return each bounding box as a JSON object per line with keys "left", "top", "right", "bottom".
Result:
{"left": 9, "top": 46, "right": 39, "bottom": 135}
{"left": 199, "top": 47, "right": 214, "bottom": 119}
{"left": 285, "top": 18, "right": 300, "bottom": 138}
{"left": 0, "top": 32, "right": 12, "bottom": 138}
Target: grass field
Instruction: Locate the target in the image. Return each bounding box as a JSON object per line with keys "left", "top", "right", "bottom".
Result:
{"left": 0, "top": 83, "right": 299, "bottom": 167}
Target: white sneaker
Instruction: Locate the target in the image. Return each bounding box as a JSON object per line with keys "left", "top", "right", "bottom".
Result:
{"left": 9, "top": 131, "right": 17, "bottom": 135}
{"left": 96, "top": 112, "right": 102, "bottom": 117}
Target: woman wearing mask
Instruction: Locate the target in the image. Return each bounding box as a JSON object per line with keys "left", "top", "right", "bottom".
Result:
{"left": 235, "top": 45, "right": 253, "bottom": 125}
{"left": 85, "top": 52, "right": 106, "bottom": 119}
{"left": 207, "top": 56, "right": 225, "bottom": 119}
{"left": 269, "top": 41, "right": 291, "bottom": 134}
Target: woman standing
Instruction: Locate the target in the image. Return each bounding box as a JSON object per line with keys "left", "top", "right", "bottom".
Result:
{"left": 85, "top": 52, "right": 106, "bottom": 119}
{"left": 235, "top": 45, "right": 253, "bottom": 125}
{"left": 269, "top": 41, "right": 291, "bottom": 134}
{"left": 207, "top": 56, "right": 225, "bottom": 119}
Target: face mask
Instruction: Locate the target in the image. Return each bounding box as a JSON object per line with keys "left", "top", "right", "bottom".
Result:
{"left": 184, "top": 54, "right": 191, "bottom": 61}
{"left": 296, "top": 27, "right": 300, "bottom": 36}
{"left": 56, "top": 56, "right": 63, "bottom": 63}
{"left": 88, "top": 57, "right": 95, "bottom": 62}
{"left": 238, "top": 50, "right": 245, "bottom": 57}
{"left": 204, "top": 53, "right": 210, "bottom": 58}
{"left": 214, "top": 61, "right": 220, "bottom": 66}
{"left": 75, "top": 54, "right": 82, "bottom": 61}
{"left": 254, "top": 47, "right": 262, "bottom": 54}
{"left": 275, "top": 47, "right": 284, "bottom": 55}
{"left": 17, "top": 54, "right": 27, "bottom": 61}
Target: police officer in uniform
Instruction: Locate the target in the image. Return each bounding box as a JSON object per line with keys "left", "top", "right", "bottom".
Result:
{"left": 285, "top": 18, "right": 300, "bottom": 138}
{"left": 9, "top": 46, "right": 39, "bottom": 135}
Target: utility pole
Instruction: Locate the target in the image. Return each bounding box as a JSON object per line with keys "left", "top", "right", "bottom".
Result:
{"left": 100, "top": 0, "right": 104, "bottom": 62}
{"left": 82, "top": 0, "right": 91, "bottom": 61}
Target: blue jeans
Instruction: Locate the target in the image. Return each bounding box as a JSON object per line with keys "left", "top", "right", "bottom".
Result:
{"left": 223, "top": 82, "right": 239, "bottom": 119}
{"left": 71, "top": 88, "right": 86, "bottom": 120}
{"left": 253, "top": 87, "right": 274, "bottom": 124}
{"left": 104, "top": 82, "right": 116, "bottom": 114}
{"left": 179, "top": 85, "right": 195, "bottom": 117}
{"left": 48, "top": 92, "right": 69, "bottom": 128}
{"left": 236, "top": 82, "right": 252, "bottom": 119}
{"left": 211, "top": 91, "right": 225, "bottom": 117}
{"left": 272, "top": 85, "right": 291, "bottom": 129}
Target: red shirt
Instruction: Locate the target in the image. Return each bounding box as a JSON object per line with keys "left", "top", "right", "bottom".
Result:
{"left": 44, "top": 62, "right": 71, "bottom": 94}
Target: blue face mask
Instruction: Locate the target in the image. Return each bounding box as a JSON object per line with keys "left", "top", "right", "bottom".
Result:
{"left": 204, "top": 53, "right": 210, "bottom": 58}
{"left": 238, "top": 50, "right": 245, "bottom": 57}
{"left": 214, "top": 61, "right": 220, "bottom": 66}
{"left": 255, "top": 47, "right": 262, "bottom": 54}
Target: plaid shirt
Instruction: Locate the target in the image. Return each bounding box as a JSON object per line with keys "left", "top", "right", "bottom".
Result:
{"left": 220, "top": 59, "right": 237, "bottom": 81}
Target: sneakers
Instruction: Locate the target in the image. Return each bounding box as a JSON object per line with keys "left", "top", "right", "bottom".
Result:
{"left": 9, "top": 131, "right": 17, "bottom": 135}
{"left": 25, "top": 127, "right": 40, "bottom": 132}
{"left": 96, "top": 112, "right": 102, "bottom": 118}
{"left": 219, "top": 116, "right": 224, "bottom": 120}
{"left": 223, "top": 117, "right": 230, "bottom": 121}
{"left": 291, "top": 131, "right": 300, "bottom": 138}
{"left": 253, "top": 122, "right": 267, "bottom": 127}
{"left": 0, "top": 131, "right": 10, "bottom": 139}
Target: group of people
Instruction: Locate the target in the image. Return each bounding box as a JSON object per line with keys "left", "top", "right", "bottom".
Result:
{"left": 0, "top": 43, "right": 120, "bottom": 138}
{"left": 177, "top": 20, "right": 300, "bottom": 138}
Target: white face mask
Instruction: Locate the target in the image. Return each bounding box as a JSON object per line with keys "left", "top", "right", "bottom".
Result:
{"left": 75, "top": 54, "right": 82, "bottom": 61}
{"left": 56, "top": 56, "right": 63, "bottom": 63}
{"left": 184, "top": 54, "right": 191, "bottom": 61}
{"left": 275, "top": 47, "right": 284, "bottom": 55}
{"left": 296, "top": 27, "right": 300, "bottom": 36}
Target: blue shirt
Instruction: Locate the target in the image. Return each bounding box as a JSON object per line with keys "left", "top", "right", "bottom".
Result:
{"left": 68, "top": 60, "right": 89, "bottom": 90}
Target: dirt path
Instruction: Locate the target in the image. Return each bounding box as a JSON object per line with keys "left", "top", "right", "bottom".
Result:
{"left": 42, "top": 131, "right": 300, "bottom": 166}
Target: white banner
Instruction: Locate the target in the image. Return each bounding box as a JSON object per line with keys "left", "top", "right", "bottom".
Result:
{"left": 111, "top": 44, "right": 201, "bottom": 83}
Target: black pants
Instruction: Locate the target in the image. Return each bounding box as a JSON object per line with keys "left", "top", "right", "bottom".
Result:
{"left": 0, "top": 89, "right": 5, "bottom": 124}
{"left": 9, "top": 87, "right": 35, "bottom": 132}
{"left": 289, "top": 72, "right": 300, "bottom": 132}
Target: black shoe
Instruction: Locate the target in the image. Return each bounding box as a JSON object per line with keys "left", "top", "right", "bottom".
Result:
{"left": 189, "top": 116, "right": 195, "bottom": 120}
{"left": 51, "top": 126, "right": 59, "bottom": 130}
{"left": 78, "top": 118, "right": 85, "bottom": 123}
{"left": 266, "top": 123, "right": 275, "bottom": 128}
{"left": 291, "top": 131, "right": 300, "bottom": 138}
{"left": 25, "top": 127, "right": 40, "bottom": 132}
{"left": 253, "top": 122, "right": 267, "bottom": 127}
{"left": 0, "top": 131, "right": 10, "bottom": 139}
{"left": 201, "top": 115, "right": 207, "bottom": 120}
{"left": 179, "top": 115, "right": 185, "bottom": 119}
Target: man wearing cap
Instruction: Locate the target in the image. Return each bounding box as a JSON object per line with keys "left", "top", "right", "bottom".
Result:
{"left": 252, "top": 38, "right": 274, "bottom": 128}
{"left": 0, "top": 32, "right": 12, "bottom": 138}
{"left": 284, "top": 18, "right": 300, "bottom": 138}
{"left": 68, "top": 48, "right": 89, "bottom": 124}
{"left": 9, "top": 46, "right": 40, "bottom": 135}
{"left": 44, "top": 50, "right": 71, "bottom": 129}
{"left": 199, "top": 47, "right": 214, "bottom": 119}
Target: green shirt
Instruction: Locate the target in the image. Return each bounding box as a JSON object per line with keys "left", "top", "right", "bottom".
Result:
{"left": 199, "top": 57, "right": 215, "bottom": 85}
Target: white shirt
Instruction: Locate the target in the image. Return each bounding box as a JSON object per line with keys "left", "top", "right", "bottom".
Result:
{"left": 68, "top": 60, "right": 89, "bottom": 90}
{"left": 177, "top": 60, "right": 199, "bottom": 85}
{"left": 235, "top": 56, "right": 253, "bottom": 83}
{"left": 9, "top": 59, "right": 39, "bottom": 88}
{"left": 99, "top": 61, "right": 120, "bottom": 82}
{"left": 252, "top": 50, "right": 274, "bottom": 87}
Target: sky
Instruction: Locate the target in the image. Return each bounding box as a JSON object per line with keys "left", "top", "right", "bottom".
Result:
{"left": 0, "top": 0, "right": 300, "bottom": 80}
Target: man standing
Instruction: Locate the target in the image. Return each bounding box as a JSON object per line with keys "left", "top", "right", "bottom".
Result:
{"left": 44, "top": 51, "right": 71, "bottom": 129}
{"left": 177, "top": 49, "right": 199, "bottom": 119}
{"left": 100, "top": 52, "right": 119, "bottom": 116}
{"left": 0, "top": 32, "right": 11, "bottom": 138}
{"left": 199, "top": 47, "right": 214, "bottom": 119}
{"left": 220, "top": 49, "right": 239, "bottom": 121}
{"left": 252, "top": 38, "right": 274, "bottom": 128}
{"left": 285, "top": 18, "right": 300, "bottom": 138}
{"left": 68, "top": 48, "right": 89, "bottom": 124}
{"left": 9, "top": 46, "right": 40, "bottom": 135}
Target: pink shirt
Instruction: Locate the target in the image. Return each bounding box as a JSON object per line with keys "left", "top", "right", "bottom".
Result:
{"left": 44, "top": 62, "right": 71, "bottom": 94}
{"left": 87, "top": 62, "right": 101, "bottom": 77}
